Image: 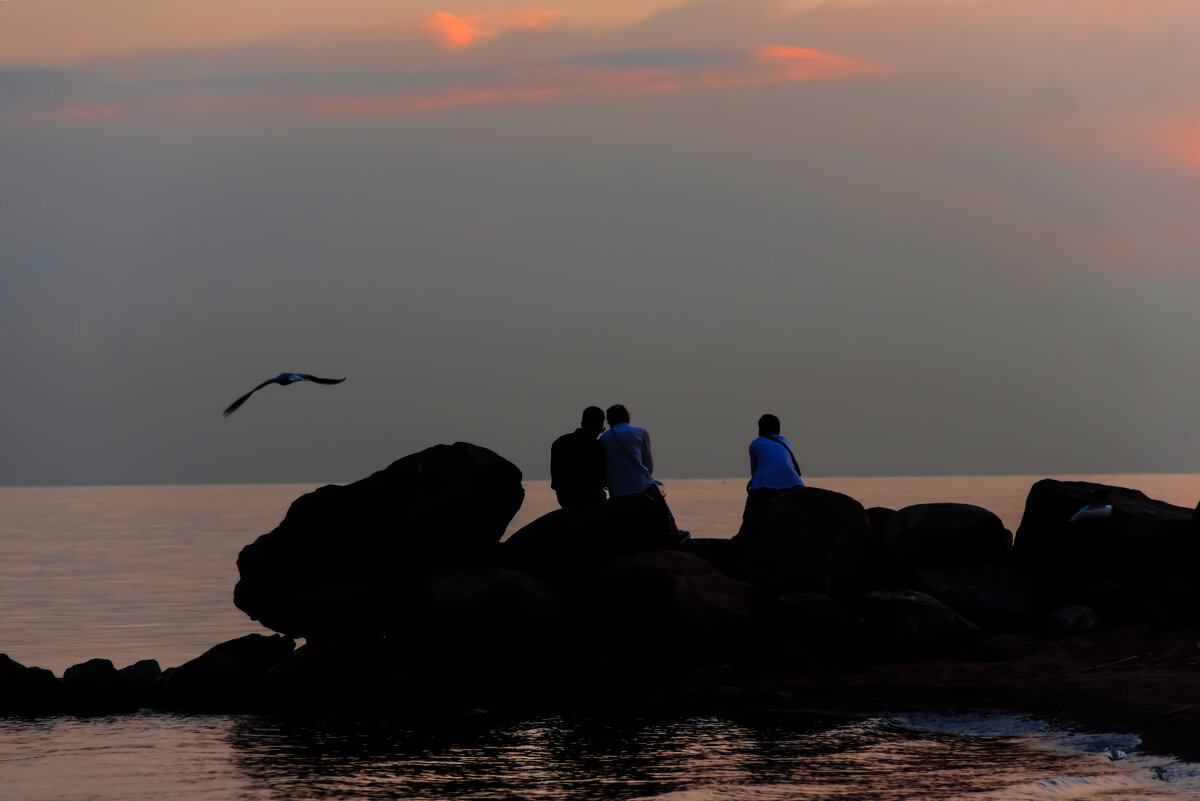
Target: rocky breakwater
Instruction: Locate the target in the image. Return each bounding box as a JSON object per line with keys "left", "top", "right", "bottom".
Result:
{"left": 4, "top": 457, "right": 1200, "bottom": 723}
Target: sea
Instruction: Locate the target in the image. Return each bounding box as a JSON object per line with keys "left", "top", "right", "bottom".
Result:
{"left": 2, "top": 475, "right": 1200, "bottom": 800}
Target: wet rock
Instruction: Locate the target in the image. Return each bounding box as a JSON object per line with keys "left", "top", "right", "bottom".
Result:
{"left": 118, "top": 659, "right": 162, "bottom": 707}
{"left": 234, "top": 442, "right": 524, "bottom": 638}
{"left": 860, "top": 590, "right": 985, "bottom": 660}
{"left": 734, "top": 487, "right": 880, "bottom": 598}
{"left": 884, "top": 503, "right": 1012, "bottom": 568}
{"left": 916, "top": 564, "right": 1041, "bottom": 631}
{"left": 1013, "top": 480, "right": 1194, "bottom": 603}
{"left": 159, "top": 633, "right": 295, "bottom": 713}
{"left": 0, "top": 654, "right": 61, "bottom": 714}
{"left": 1044, "top": 605, "right": 1100, "bottom": 639}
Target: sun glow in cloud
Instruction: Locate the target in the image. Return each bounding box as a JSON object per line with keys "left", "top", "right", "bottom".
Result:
{"left": 419, "top": 8, "right": 563, "bottom": 50}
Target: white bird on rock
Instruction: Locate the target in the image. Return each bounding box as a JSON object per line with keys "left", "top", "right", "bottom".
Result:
{"left": 223, "top": 373, "right": 346, "bottom": 417}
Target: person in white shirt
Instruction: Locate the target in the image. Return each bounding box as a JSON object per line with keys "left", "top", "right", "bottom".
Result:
{"left": 745, "top": 413, "right": 804, "bottom": 517}
{"left": 600, "top": 404, "right": 686, "bottom": 541}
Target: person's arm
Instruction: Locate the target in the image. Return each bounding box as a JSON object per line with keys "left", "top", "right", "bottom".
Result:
{"left": 749, "top": 442, "right": 758, "bottom": 476}
{"left": 641, "top": 429, "right": 654, "bottom": 475}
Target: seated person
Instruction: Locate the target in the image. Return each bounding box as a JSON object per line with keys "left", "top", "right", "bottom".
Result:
{"left": 550, "top": 406, "right": 607, "bottom": 508}
{"left": 745, "top": 413, "right": 804, "bottom": 515}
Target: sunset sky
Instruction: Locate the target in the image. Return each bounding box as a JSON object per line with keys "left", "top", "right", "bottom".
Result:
{"left": 3, "top": 0, "right": 1200, "bottom": 485}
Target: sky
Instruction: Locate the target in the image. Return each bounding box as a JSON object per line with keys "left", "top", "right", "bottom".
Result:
{"left": 3, "top": 0, "right": 1200, "bottom": 486}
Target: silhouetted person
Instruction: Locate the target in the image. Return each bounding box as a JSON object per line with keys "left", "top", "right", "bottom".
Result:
{"left": 550, "top": 406, "right": 607, "bottom": 508}
{"left": 743, "top": 413, "right": 804, "bottom": 519}
{"left": 600, "top": 404, "right": 686, "bottom": 541}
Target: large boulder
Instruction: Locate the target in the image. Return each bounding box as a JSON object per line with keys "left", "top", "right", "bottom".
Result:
{"left": 504, "top": 497, "right": 678, "bottom": 584}
{"left": 409, "top": 564, "right": 568, "bottom": 680}
{"left": 860, "top": 590, "right": 984, "bottom": 661}
{"left": 584, "top": 550, "right": 754, "bottom": 677}
{"left": 916, "top": 564, "right": 1041, "bottom": 631}
{"left": 62, "top": 658, "right": 159, "bottom": 713}
{"left": 1012, "top": 479, "right": 1195, "bottom": 602}
{"left": 0, "top": 654, "right": 61, "bottom": 714}
{"left": 158, "top": 633, "right": 295, "bottom": 713}
{"left": 235, "top": 442, "right": 524, "bottom": 637}
{"left": 883, "top": 503, "right": 1012, "bottom": 568}
{"left": 733, "top": 487, "right": 880, "bottom": 598}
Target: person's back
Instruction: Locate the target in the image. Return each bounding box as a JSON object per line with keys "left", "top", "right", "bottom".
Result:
{"left": 599, "top": 406, "right": 655, "bottom": 497}
{"left": 748, "top": 413, "right": 803, "bottom": 490}
{"left": 550, "top": 406, "right": 607, "bottom": 508}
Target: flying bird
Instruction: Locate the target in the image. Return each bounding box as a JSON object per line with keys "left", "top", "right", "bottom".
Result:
{"left": 223, "top": 373, "right": 346, "bottom": 417}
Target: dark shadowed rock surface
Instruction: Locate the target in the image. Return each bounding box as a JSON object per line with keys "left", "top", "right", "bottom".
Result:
{"left": 63, "top": 658, "right": 143, "bottom": 712}
{"left": 961, "top": 633, "right": 1028, "bottom": 662}
{"left": 733, "top": 487, "right": 880, "bottom": 598}
{"left": 235, "top": 443, "right": 524, "bottom": 638}
{"left": 158, "top": 633, "right": 295, "bottom": 713}
{"left": 1013, "top": 480, "right": 1194, "bottom": 603}
{"left": 860, "top": 590, "right": 984, "bottom": 660}
{"left": 504, "top": 497, "right": 675, "bottom": 584}
{"left": 584, "top": 550, "right": 754, "bottom": 678}
{"left": 0, "top": 653, "right": 61, "bottom": 713}
{"left": 1045, "top": 605, "right": 1100, "bottom": 639}
{"left": 916, "top": 564, "right": 1041, "bottom": 630}
{"left": 884, "top": 503, "right": 1013, "bottom": 568}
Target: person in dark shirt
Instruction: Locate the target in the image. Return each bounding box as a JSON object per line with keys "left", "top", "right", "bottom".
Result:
{"left": 550, "top": 406, "right": 608, "bottom": 508}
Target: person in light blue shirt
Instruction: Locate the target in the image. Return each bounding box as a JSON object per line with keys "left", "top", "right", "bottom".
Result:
{"left": 742, "top": 414, "right": 804, "bottom": 528}
{"left": 600, "top": 404, "right": 686, "bottom": 541}
{"left": 600, "top": 404, "right": 657, "bottom": 497}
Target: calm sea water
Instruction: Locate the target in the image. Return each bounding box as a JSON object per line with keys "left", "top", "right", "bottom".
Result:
{"left": 2, "top": 475, "right": 1199, "bottom": 800}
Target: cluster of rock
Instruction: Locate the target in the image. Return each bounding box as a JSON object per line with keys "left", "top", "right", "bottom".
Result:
{"left": 3, "top": 442, "right": 1198, "bottom": 717}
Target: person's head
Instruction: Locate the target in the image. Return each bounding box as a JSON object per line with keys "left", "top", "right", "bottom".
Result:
{"left": 758, "top": 413, "right": 781, "bottom": 436}
{"left": 606, "top": 404, "right": 631, "bottom": 426}
{"left": 580, "top": 405, "right": 605, "bottom": 435}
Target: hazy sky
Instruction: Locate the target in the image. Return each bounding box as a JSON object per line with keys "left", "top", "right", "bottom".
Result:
{"left": 3, "top": 0, "right": 1200, "bottom": 486}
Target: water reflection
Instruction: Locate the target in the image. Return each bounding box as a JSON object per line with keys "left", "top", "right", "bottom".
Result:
{"left": 223, "top": 714, "right": 1187, "bottom": 800}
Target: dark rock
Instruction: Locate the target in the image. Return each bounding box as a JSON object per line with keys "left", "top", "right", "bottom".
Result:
{"left": 916, "top": 564, "right": 1041, "bottom": 631}
{"left": 961, "top": 633, "right": 1028, "bottom": 662}
{"left": 866, "top": 507, "right": 895, "bottom": 540}
{"left": 411, "top": 564, "right": 568, "bottom": 683}
{"left": 159, "top": 634, "right": 295, "bottom": 713}
{"left": 860, "top": 590, "right": 985, "bottom": 660}
{"left": 268, "top": 637, "right": 389, "bottom": 712}
{"left": 771, "top": 592, "right": 860, "bottom": 638}
{"left": 585, "top": 550, "right": 754, "bottom": 677}
{"left": 63, "top": 658, "right": 139, "bottom": 713}
{"left": 1013, "top": 480, "right": 1194, "bottom": 603}
{"left": 884, "top": 503, "right": 1012, "bottom": 568}
{"left": 0, "top": 654, "right": 61, "bottom": 714}
{"left": 117, "top": 659, "right": 162, "bottom": 707}
{"left": 733, "top": 487, "right": 880, "bottom": 598}
{"left": 1044, "top": 605, "right": 1100, "bottom": 639}
{"left": 677, "top": 538, "right": 741, "bottom": 578}
{"left": 503, "top": 499, "right": 675, "bottom": 583}
{"left": 234, "top": 443, "right": 524, "bottom": 638}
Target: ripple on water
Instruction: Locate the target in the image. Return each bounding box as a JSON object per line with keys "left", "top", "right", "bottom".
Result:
{"left": 2, "top": 713, "right": 1199, "bottom": 801}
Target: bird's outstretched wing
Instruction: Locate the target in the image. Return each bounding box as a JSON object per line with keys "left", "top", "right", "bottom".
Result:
{"left": 297, "top": 375, "right": 346, "bottom": 385}
{"left": 222, "top": 376, "right": 285, "bottom": 417}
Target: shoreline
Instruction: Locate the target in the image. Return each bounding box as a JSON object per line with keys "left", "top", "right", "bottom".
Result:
{"left": 739, "top": 623, "right": 1200, "bottom": 762}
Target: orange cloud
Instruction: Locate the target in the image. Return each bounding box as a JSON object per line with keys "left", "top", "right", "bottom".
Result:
{"left": 1041, "top": 114, "right": 1200, "bottom": 177}
{"left": 419, "top": 8, "right": 563, "bottom": 51}
{"left": 756, "top": 45, "right": 891, "bottom": 81}
{"left": 419, "top": 12, "right": 486, "bottom": 50}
